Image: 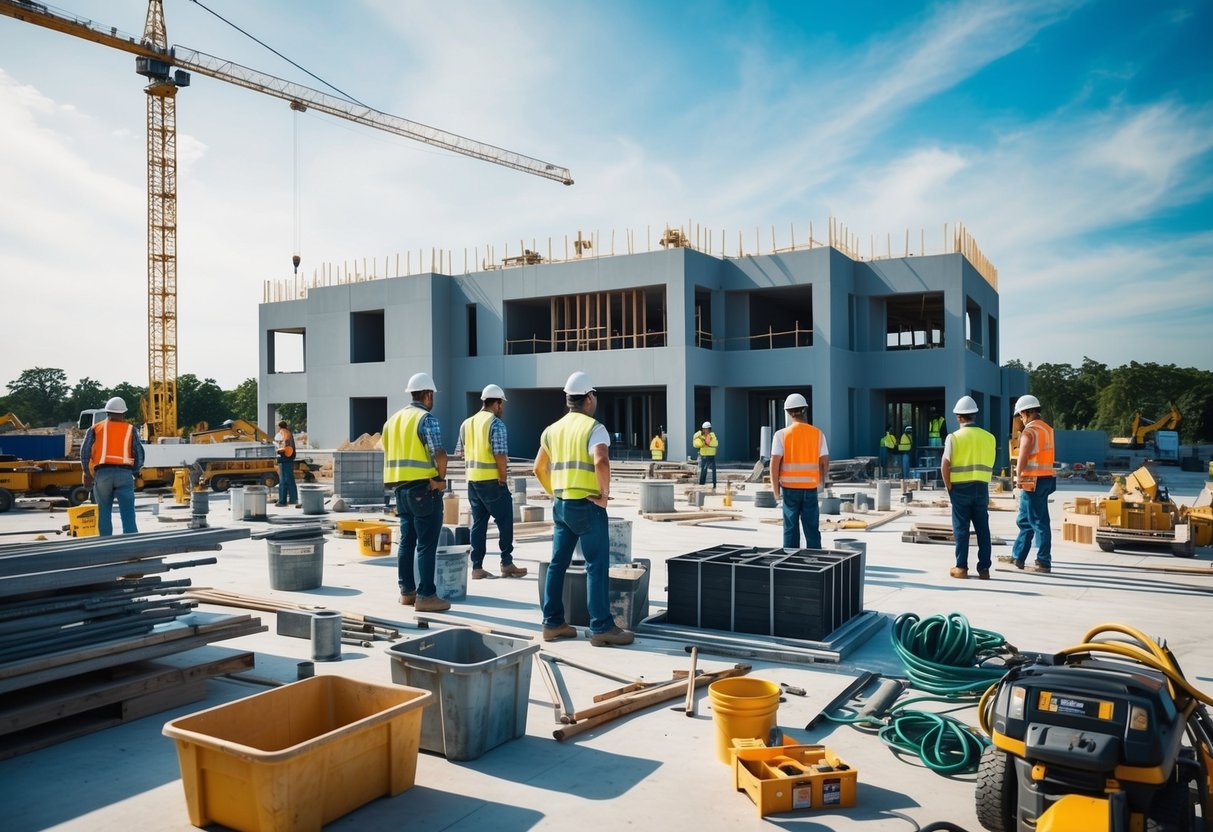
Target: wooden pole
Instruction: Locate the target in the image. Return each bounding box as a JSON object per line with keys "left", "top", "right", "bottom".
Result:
{"left": 684, "top": 647, "right": 698, "bottom": 717}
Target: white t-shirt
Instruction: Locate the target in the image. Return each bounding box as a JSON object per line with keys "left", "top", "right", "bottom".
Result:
{"left": 588, "top": 424, "right": 611, "bottom": 453}
{"left": 941, "top": 433, "right": 955, "bottom": 462}
{"left": 770, "top": 425, "right": 829, "bottom": 457}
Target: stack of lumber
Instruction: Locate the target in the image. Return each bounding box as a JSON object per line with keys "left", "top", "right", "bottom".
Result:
{"left": 0, "top": 527, "right": 264, "bottom": 758}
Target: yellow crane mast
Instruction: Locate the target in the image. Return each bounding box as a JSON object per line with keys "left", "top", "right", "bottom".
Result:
{"left": 0, "top": 0, "right": 574, "bottom": 441}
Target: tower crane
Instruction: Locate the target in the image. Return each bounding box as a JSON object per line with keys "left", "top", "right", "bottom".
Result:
{"left": 0, "top": 0, "right": 573, "bottom": 441}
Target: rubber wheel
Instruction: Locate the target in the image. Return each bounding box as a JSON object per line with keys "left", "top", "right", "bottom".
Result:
{"left": 975, "top": 745, "right": 1017, "bottom": 832}
{"left": 262, "top": 474, "right": 278, "bottom": 488}
{"left": 0, "top": 487, "right": 12, "bottom": 513}
{"left": 1097, "top": 539, "right": 1117, "bottom": 553}
{"left": 68, "top": 485, "right": 90, "bottom": 506}
{"left": 210, "top": 477, "right": 231, "bottom": 493}
{"left": 1145, "top": 768, "right": 1199, "bottom": 831}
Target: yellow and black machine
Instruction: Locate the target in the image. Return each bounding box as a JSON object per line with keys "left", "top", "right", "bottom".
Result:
{"left": 976, "top": 624, "right": 1213, "bottom": 831}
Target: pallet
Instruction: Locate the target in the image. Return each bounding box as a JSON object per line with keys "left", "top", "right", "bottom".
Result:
{"left": 640, "top": 510, "right": 743, "bottom": 523}
{"left": 0, "top": 645, "right": 254, "bottom": 759}
{"left": 901, "top": 523, "right": 1007, "bottom": 546}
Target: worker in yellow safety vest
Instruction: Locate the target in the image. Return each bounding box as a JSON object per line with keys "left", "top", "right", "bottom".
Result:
{"left": 649, "top": 432, "right": 665, "bottom": 460}
{"left": 896, "top": 425, "right": 913, "bottom": 479}
{"left": 940, "top": 396, "right": 996, "bottom": 580}
{"left": 79, "top": 396, "right": 144, "bottom": 536}
{"left": 383, "top": 372, "right": 451, "bottom": 612}
{"left": 879, "top": 426, "right": 896, "bottom": 474}
{"left": 928, "top": 410, "right": 946, "bottom": 447}
{"left": 1004, "top": 394, "right": 1056, "bottom": 574}
{"left": 693, "top": 421, "right": 719, "bottom": 488}
{"left": 770, "top": 393, "right": 829, "bottom": 549}
{"left": 534, "top": 371, "right": 633, "bottom": 647}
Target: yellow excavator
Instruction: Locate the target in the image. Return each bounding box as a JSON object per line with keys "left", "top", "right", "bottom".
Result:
{"left": 189, "top": 419, "right": 272, "bottom": 444}
{"left": 1111, "top": 404, "right": 1181, "bottom": 449}
{"left": 0, "top": 412, "right": 29, "bottom": 433}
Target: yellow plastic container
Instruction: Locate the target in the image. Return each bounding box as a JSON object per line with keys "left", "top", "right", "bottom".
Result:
{"left": 357, "top": 524, "right": 393, "bottom": 556}
{"left": 733, "top": 743, "right": 858, "bottom": 817}
{"left": 162, "top": 675, "right": 431, "bottom": 832}
{"left": 708, "top": 677, "right": 781, "bottom": 764}
{"left": 66, "top": 504, "right": 99, "bottom": 537}
{"left": 334, "top": 518, "right": 391, "bottom": 538}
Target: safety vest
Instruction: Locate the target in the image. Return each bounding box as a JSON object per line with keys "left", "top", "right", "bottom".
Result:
{"left": 541, "top": 412, "right": 600, "bottom": 500}
{"left": 461, "top": 410, "right": 501, "bottom": 482}
{"left": 694, "top": 431, "right": 718, "bottom": 457}
{"left": 929, "top": 416, "right": 945, "bottom": 440}
{"left": 1020, "top": 420, "right": 1055, "bottom": 480}
{"left": 897, "top": 432, "right": 912, "bottom": 452}
{"left": 778, "top": 422, "right": 823, "bottom": 489}
{"left": 90, "top": 420, "right": 135, "bottom": 468}
{"left": 948, "top": 426, "right": 995, "bottom": 484}
{"left": 383, "top": 405, "right": 438, "bottom": 483}
{"left": 649, "top": 435, "right": 664, "bottom": 459}
{"left": 880, "top": 432, "right": 896, "bottom": 450}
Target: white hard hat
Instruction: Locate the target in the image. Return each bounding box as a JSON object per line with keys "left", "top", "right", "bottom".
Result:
{"left": 104, "top": 396, "right": 127, "bottom": 414}
{"left": 953, "top": 395, "right": 979, "bottom": 415}
{"left": 701, "top": 421, "right": 711, "bottom": 429}
{"left": 405, "top": 372, "right": 437, "bottom": 393}
{"left": 784, "top": 393, "right": 808, "bottom": 410}
{"left": 481, "top": 383, "right": 507, "bottom": 401}
{"left": 1014, "top": 394, "right": 1041, "bottom": 415}
{"left": 563, "top": 371, "right": 595, "bottom": 395}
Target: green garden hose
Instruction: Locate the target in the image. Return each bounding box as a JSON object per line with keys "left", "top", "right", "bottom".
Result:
{"left": 890, "top": 611, "right": 1015, "bottom": 697}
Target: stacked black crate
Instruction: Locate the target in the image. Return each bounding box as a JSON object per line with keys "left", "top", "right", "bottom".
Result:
{"left": 666, "top": 545, "right": 750, "bottom": 627}
{"left": 732, "top": 553, "right": 787, "bottom": 635}
{"left": 771, "top": 554, "right": 834, "bottom": 640}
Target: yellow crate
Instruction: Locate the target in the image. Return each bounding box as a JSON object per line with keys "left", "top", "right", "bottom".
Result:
{"left": 356, "top": 524, "right": 393, "bottom": 556}
{"left": 66, "top": 504, "right": 98, "bottom": 537}
{"left": 334, "top": 518, "right": 391, "bottom": 538}
{"left": 733, "top": 743, "right": 857, "bottom": 818}
{"left": 163, "top": 675, "right": 431, "bottom": 832}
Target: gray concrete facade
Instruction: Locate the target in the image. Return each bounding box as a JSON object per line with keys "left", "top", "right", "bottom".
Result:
{"left": 260, "top": 246, "right": 1028, "bottom": 469}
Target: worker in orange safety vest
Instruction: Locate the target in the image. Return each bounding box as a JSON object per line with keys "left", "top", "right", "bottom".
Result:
{"left": 770, "top": 393, "right": 829, "bottom": 549}
{"left": 79, "top": 396, "right": 144, "bottom": 536}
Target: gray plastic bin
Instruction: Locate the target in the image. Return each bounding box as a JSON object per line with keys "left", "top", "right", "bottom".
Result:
{"left": 388, "top": 629, "right": 539, "bottom": 761}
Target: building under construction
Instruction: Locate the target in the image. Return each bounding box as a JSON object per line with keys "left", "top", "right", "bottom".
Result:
{"left": 258, "top": 225, "right": 1027, "bottom": 469}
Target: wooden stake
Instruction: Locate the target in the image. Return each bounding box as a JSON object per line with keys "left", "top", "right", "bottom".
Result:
{"left": 684, "top": 647, "right": 699, "bottom": 716}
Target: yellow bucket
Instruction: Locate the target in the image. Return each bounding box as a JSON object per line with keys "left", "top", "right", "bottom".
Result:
{"left": 357, "top": 524, "right": 393, "bottom": 556}
{"left": 708, "top": 677, "right": 781, "bottom": 764}
{"left": 67, "top": 504, "right": 99, "bottom": 537}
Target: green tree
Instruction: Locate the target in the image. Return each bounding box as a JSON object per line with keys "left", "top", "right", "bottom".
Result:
{"left": 277, "top": 403, "right": 307, "bottom": 432}
{"left": 225, "top": 378, "right": 259, "bottom": 422}
{"left": 63, "top": 377, "right": 106, "bottom": 424}
{"left": 177, "top": 374, "right": 228, "bottom": 433}
{"left": 5, "top": 367, "right": 69, "bottom": 427}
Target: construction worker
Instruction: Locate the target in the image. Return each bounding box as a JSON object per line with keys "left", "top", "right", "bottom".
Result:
{"left": 649, "top": 431, "right": 665, "bottom": 460}
{"left": 273, "top": 419, "right": 298, "bottom": 507}
{"left": 80, "top": 396, "right": 144, "bottom": 536}
{"left": 383, "top": 372, "right": 451, "bottom": 612}
{"left": 534, "top": 371, "right": 633, "bottom": 647}
{"left": 770, "top": 393, "right": 829, "bottom": 549}
{"left": 897, "top": 425, "right": 914, "bottom": 479}
{"left": 693, "top": 420, "right": 718, "bottom": 488}
{"left": 1005, "top": 394, "right": 1056, "bottom": 574}
{"left": 941, "top": 396, "right": 996, "bottom": 580}
{"left": 878, "top": 426, "right": 896, "bottom": 475}
{"left": 928, "top": 409, "right": 946, "bottom": 447}
{"left": 456, "top": 384, "right": 527, "bottom": 581}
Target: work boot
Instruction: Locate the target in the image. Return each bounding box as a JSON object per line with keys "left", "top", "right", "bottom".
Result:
{"left": 590, "top": 626, "right": 635, "bottom": 647}
{"left": 399, "top": 592, "right": 417, "bottom": 606}
{"left": 500, "top": 563, "right": 529, "bottom": 578}
{"left": 996, "top": 554, "right": 1015, "bottom": 564}
{"left": 414, "top": 594, "right": 451, "bottom": 612}
{"left": 949, "top": 567, "right": 969, "bottom": 579}
{"left": 1025, "top": 562, "right": 1051, "bottom": 574}
{"left": 471, "top": 568, "right": 495, "bottom": 580}
{"left": 977, "top": 570, "right": 991, "bottom": 580}
{"left": 542, "top": 623, "right": 578, "bottom": 642}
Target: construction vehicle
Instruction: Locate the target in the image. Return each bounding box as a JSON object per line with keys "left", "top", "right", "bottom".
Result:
{"left": 1111, "top": 404, "right": 1182, "bottom": 450}
{"left": 0, "top": 458, "right": 89, "bottom": 513}
{"left": 0, "top": 412, "right": 29, "bottom": 433}
{"left": 189, "top": 419, "right": 272, "bottom": 444}
{"left": 1095, "top": 466, "right": 1196, "bottom": 557}
{"left": 977, "top": 622, "right": 1212, "bottom": 832}
{"left": 1, "top": 0, "right": 572, "bottom": 444}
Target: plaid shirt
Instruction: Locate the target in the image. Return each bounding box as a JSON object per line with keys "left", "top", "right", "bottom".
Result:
{"left": 455, "top": 414, "right": 508, "bottom": 457}
{"left": 414, "top": 405, "right": 443, "bottom": 458}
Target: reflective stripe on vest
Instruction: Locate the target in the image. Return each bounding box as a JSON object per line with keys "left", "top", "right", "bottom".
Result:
{"left": 542, "top": 412, "right": 600, "bottom": 500}
{"left": 462, "top": 410, "right": 499, "bottom": 482}
{"left": 90, "top": 420, "right": 134, "bottom": 467}
{"left": 1021, "top": 421, "right": 1055, "bottom": 479}
{"left": 949, "top": 426, "right": 996, "bottom": 484}
{"left": 897, "top": 433, "right": 912, "bottom": 451}
{"left": 383, "top": 405, "right": 438, "bottom": 482}
{"left": 881, "top": 433, "right": 896, "bottom": 449}
{"left": 779, "top": 422, "right": 822, "bottom": 489}
{"left": 694, "top": 431, "right": 718, "bottom": 456}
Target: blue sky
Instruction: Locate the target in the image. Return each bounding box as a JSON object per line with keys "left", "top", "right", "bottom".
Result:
{"left": 1, "top": 0, "right": 1210, "bottom": 391}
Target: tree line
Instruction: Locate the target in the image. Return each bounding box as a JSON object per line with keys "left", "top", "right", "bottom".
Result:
{"left": 0, "top": 367, "right": 305, "bottom": 434}
{"left": 1006, "top": 358, "right": 1212, "bottom": 443}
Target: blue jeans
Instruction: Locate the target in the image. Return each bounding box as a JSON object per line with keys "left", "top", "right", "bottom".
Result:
{"left": 468, "top": 480, "right": 514, "bottom": 568}
{"left": 544, "top": 498, "right": 612, "bottom": 634}
{"left": 277, "top": 458, "right": 298, "bottom": 504}
{"left": 698, "top": 455, "right": 717, "bottom": 487}
{"left": 950, "top": 481, "right": 992, "bottom": 571}
{"left": 900, "top": 452, "right": 911, "bottom": 479}
{"left": 93, "top": 467, "right": 137, "bottom": 536}
{"left": 1011, "top": 477, "right": 1057, "bottom": 567}
{"left": 780, "top": 486, "right": 821, "bottom": 549}
{"left": 395, "top": 482, "right": 444, "bottom": 597}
